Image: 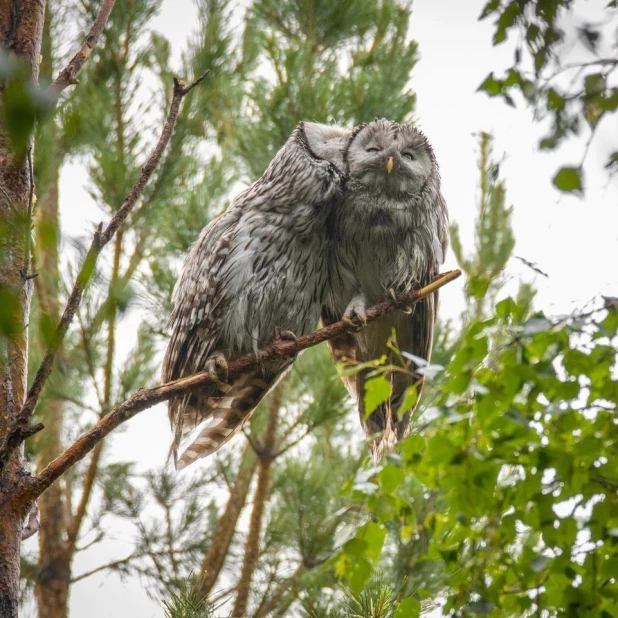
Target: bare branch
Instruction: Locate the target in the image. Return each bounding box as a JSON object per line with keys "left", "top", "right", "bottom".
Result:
{"left": 0, "top": 71, "right": 210, "bottom": 467}
{"left": 69, "top": 544, "right": 205, "bottom": 583}
{"left": 19, "top": 270, "right": 460, "bottom": 501}
{"left": 50, "top": 0, "right": 117, "bottom": 96}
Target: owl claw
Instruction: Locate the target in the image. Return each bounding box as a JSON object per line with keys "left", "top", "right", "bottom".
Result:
{"left": 343, "top": 295, "right": 368, "bottom": 332}
{"left": 342, "top": 309, "right": 367, "bottom": 332}
{"left": 206, "top": 352, "right": 229, "bottom": 387}
{"left": 273, "top": 326, "right": 299, "bottom": 355}
{"left": 388, "top": 288, "right": 413, "bottom": 314}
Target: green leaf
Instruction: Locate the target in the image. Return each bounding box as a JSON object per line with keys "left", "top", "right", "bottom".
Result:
{"left": 584, "top": 73, "right": 606, "bottom": 98}
{"left": 360, "top": 521, "right": 387, "bottom": 561}
{"left": 547, "top": 88, "right": 565, "bottom": 111}
{"left": 3, "top": 80, "right": 37, "bottom": 158}
{"left": 363, "top": 375, "right": 392, "bottom": 418}
{"left": 479, "top": 73, "right": 502, "bottom": 97}
{"left": 394, "top": 597, "right": 421, "bottom": 618}
{"left": 493, "top": 2, "right": 521, "bottom": 45}
{"left": 395, "top": 385, "right": 418, "bottom": 420}
{"left": 479, "top": 0, "right": 500, "bottom": 20}
{"left": 553, "top": 167, "right": 583, "bottom": 193}
{"left": 378, "top": 464, "right": 405, "bottom": 493}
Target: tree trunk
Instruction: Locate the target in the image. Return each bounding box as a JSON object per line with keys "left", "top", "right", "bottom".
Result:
{"left": 197, "top": 440, "right": 257, "bottom": 599}
{"left": 31, "top": 7, "right": 74, "bottom": 616}
{"left": 31, "top": 7, "right": 74, "bottom": 614}
{"left": 0, "top": 1, "right": 47, "bottom": 615}
{"left": 232, "top": 386, "right": 282, "bottom": 618}
{"left": 33, "top": 179, "right": 72, "bottom": 617}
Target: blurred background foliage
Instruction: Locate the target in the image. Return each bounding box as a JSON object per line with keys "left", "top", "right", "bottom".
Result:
{"left": 0, "top": 0, "right": 614, "bottom": 616}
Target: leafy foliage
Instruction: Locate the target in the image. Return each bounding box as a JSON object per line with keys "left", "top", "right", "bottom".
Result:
{"left": 478, "top": 0, "right": 618, "bottom": 191}
{"left": 334, "top": 301, "right": 618, "bottom": 617}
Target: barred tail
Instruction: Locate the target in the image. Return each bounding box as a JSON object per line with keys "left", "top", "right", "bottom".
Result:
{"left": 174, "top": 366, "right": 290, "bottom": 470}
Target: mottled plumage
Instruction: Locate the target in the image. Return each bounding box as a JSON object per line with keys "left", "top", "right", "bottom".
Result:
{"left": 323, "top": 119, "right": 449, "bottom": 455}
{"left": 163, "top": 122, "right": 347, "bottom": 469}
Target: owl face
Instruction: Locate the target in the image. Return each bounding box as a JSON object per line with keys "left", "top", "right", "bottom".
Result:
{"left": 345, "top": 119, "right": 436, "bottom": 196}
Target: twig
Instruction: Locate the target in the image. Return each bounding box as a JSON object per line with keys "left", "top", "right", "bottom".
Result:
{"left": 242, "top": 427, "right": 262, "bottom": 456}
{"left": 273, "top": 427, "right": 311, "bottom": 459}
{"left": 50, "top": 0, "right": 117, "bottom": 96}
{"left": 69, "top": 544, "right": 205, "bottom": 583}
{"left": 0, "top": 71, "right": 210, "bottom": 467}
{"left": 17, "top": 270, "right": 460, "bottom": 501}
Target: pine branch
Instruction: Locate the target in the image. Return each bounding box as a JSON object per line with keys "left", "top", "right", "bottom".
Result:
{"left": 0, "top": 70, "right": 210, "bottom": 469}
{"left": 50, "top": 0, "right": 117, "bottom": 95}
{"left": 17, "top": 269, "right": 460, "bottom": 502}
{"left": 69, "top": 544, "right": 205, "bottom": 584}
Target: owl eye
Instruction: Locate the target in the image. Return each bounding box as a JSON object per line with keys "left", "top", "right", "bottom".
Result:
{"left": 366, "top": 147, "right": 380, "bottom": 153}
{"left": 402, "top": 152, "right": 415, "bottom": 161}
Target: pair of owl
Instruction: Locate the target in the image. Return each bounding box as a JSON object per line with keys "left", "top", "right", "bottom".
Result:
{"left": 163, "top": 119, "right": 449, "bottom": 470}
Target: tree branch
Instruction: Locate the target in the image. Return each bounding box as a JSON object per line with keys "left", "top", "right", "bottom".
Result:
{"left": 50, "top": 0, "right": 117, "bottom": 96}
{"left": 0, "top": 71, "right": 210, "bottom": 468}
{"left": 18, "top": 269, "right": 460, "bottom": 501}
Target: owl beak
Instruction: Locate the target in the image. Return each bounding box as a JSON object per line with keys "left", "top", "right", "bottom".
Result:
{"left": 386, "top": 156, "right": 394, "bottom": 174}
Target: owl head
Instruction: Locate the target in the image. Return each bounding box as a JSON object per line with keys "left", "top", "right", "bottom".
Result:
{"left": 344, "top": 119, "right": 437, "bottom": 197}
{"left": 302, "top": 121, "right": 350, "bottom": 173}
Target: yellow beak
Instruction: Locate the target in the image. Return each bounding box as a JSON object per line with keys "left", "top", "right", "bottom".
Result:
{"left": 386, "top": 156, "right": 394, "bottom": 174}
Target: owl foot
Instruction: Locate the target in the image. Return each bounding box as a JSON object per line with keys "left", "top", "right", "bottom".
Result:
{"left": 273, "top": 326, "right": 299, "bottom": 355}
{"left": 205, "top": 352, "right": 229, "bottom": 387}
{"left": 388, "top": 288, "right": 413, "bottom": 314}
{"left": 342, "top": 297, "right": 367, "bottom": 332}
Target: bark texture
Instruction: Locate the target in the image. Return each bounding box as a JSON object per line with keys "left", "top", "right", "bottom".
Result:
{"left": 0, "top": 2, "right": 47, "bottom": 615}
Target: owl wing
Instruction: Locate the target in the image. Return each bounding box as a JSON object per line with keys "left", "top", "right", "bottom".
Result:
{"left": 164, "top": 123, "right": 346, "bottom": 468}
{"left": 162, "top": 207, "right": 243, "bottom": 454}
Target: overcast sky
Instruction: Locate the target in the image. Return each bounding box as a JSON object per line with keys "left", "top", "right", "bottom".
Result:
{"left": 22, "top": 0, "right": 618, "bottom": 616}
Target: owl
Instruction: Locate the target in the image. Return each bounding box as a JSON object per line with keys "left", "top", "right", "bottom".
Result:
{"left": 323, "top": 119, "right": 449, "bottom": 456}
{"left": 163, "top": 122, "right": 348, "bottom": 469}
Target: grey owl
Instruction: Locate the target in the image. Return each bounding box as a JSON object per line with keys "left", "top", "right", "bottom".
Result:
{"left": 323, "top": 119, "right": 449, "bottom": 456}
{"left": 163, "top": 122, "right": 348, "bottom": 469}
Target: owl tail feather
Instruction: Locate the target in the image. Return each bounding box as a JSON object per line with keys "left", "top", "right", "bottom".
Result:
{"left": 174, "top": 366, "right": 289, "bottom": 470}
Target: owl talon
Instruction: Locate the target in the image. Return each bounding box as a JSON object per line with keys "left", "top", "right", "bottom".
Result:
{"left": 275, "top": 327, "right": 299, "bottom": 353}
{"left": 343, "top": 311, "right": 367, "bottom": 332}
{"left": 343, "top": 295, "right": 367, "bottom": 332}
{"left": 388, "top": 287, "right": 413, "bottom": 314}
{"left": 206, "top": 352, "right": 229, "bottom": 387}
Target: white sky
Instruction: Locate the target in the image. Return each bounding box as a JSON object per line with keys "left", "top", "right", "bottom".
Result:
{"left": 21, "top": 0, "right": 618, "bottom": 616}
